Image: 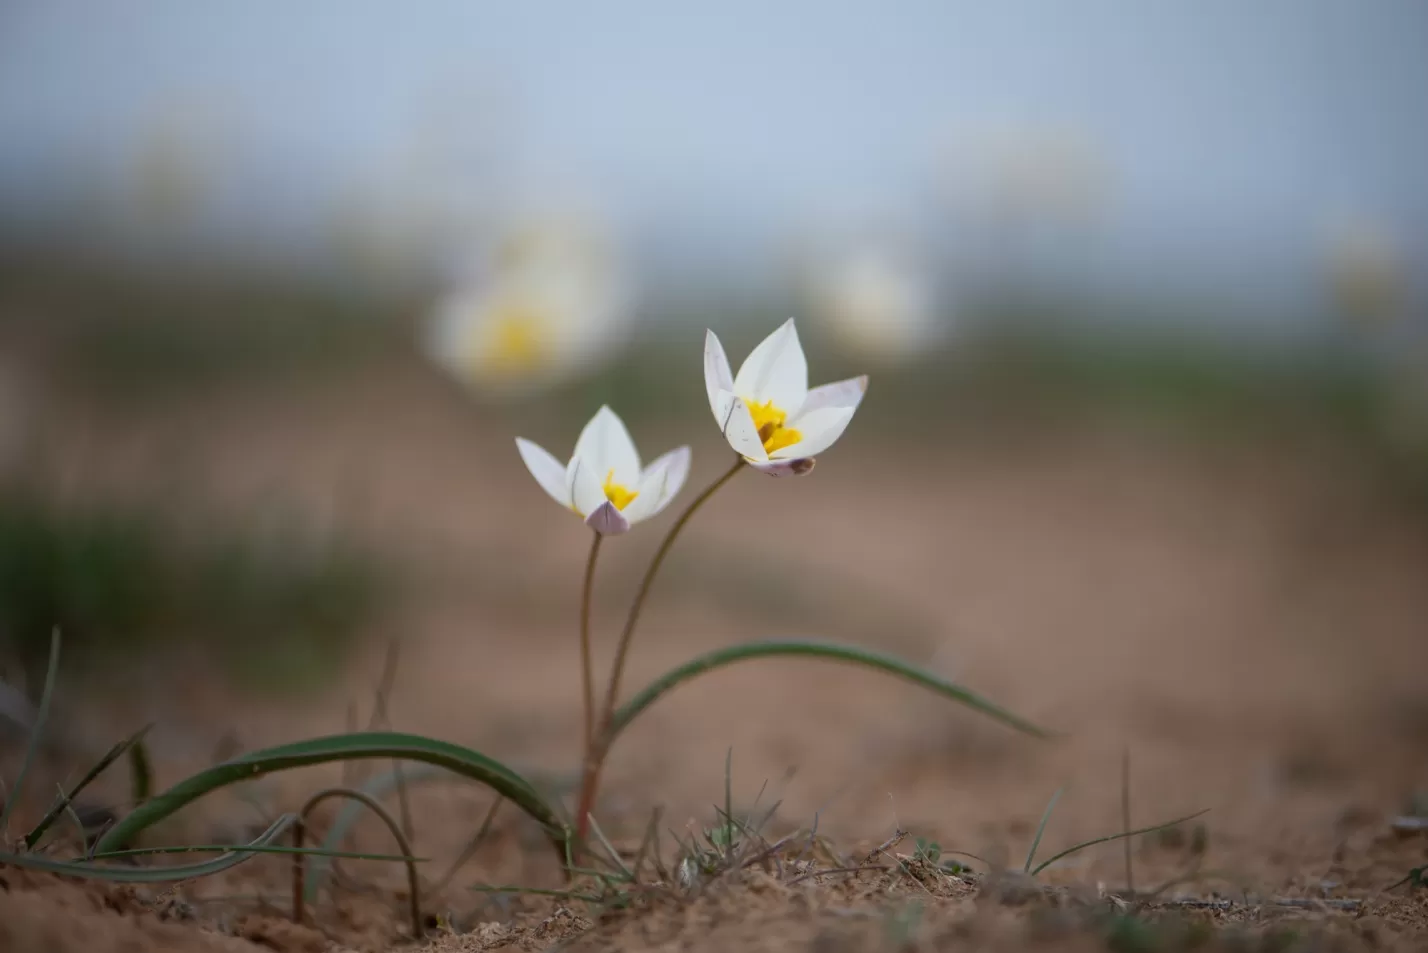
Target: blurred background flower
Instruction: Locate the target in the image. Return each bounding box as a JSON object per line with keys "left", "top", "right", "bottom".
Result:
{"left": 425, "top": 213, "right": 635, "bottom": 397}
{"left": 803, "top": 239, "right": 946, "bottom": 367}
{"left": 1322, "top": 216, "right": 1410, "bottom": 330}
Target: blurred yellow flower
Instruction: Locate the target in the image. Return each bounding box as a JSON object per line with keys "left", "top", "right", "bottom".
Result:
{"left": 704, "top": 319, "right": 868, "bottom": 476}
{"left": 426, "top": 217, "right": 632, "bottom": 394}
{"left": 1323, "top": 220, "right": 1406, "bottom": 328}
{"left": 516, "top": 406, "right": 691, "bottom": 535}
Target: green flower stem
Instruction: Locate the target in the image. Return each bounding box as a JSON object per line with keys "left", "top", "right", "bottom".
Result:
{"left": 573, "top": 455, "right": 745, "bottom": 850}
{"left": 579, "top": 530, "right": 604, "bottom": 756}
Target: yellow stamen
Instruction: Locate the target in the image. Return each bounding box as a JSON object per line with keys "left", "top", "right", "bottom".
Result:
{"left": 475, "top": 303, "right": 551, "bottom": 376}
{"left": 602, "top": 469, "right": 639, "bottom": 510}
{"left": 746, "top": 399, "right": 803, "bottom": 454}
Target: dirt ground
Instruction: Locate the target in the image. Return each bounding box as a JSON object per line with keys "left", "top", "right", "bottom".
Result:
{"left": 3, "top": 356, "right": 1428, "bottom": 951}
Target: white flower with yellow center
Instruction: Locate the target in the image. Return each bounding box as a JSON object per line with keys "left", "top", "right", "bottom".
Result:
{"left": 426, "top": 218, "right": 632, "bottom": 395}
{"left": 516, "top": 406, "right": 691, "bottom": 535}
{"left": 704, "top": 318, "right": 868, "bottom": 476}
{"left": 1323, "top": 220, "right": 1405, "bottom": 328}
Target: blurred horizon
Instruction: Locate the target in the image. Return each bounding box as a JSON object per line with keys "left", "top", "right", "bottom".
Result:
{"left": 1, "top": 1, "right": 1426, "bottom": 326}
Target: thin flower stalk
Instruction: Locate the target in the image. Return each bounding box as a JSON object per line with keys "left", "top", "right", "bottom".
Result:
{"left": 578, "top": 530, "right": 603, "bottom": 754}
{"left": 572, "top": 455, "right": 746, "bottom": 849}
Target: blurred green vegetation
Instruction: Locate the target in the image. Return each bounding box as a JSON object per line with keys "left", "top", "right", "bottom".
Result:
{"left": 0, "top": 481, "right": 385, "bottom": 698}
{"left": 4, "top": 250, "right": 1426, "bottom": 503}
{"left": 0, "top": 252, "right": 406, "bottom": 398}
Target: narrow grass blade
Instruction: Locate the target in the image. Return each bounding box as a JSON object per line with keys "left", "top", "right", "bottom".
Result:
{"left": 88, "top": 843, "right": 427, "bottom": 862}
{"left": 25, "top": 724, "right": 154, "bottom": 849}
{"left": 0, "top": 815, "right": 296, "bottom": 883}
{"left": 1023, "top": 786, "right": 1065, "bottom": 873}
{"left": 470, "top": 884, "right": 603, "bottom": 902}
{"left": 723, "top": 748, "right": 734, "bottom": 866}
{"left": 609, "top": 640, "right": 1049, "bottom": 743}
{"left": 585, "top": 813, "right": 632, "bottom": 881}
{"left": 1, "top": 628, "right": 61, "bottom": 832}
{"left": 430, "top": 795, "right": 504, "bottom": 895}
{"left": 128, "top": 733, "right": 153, "bottom": 805}
{"left": 1029, "top": 808, "right": 1210, "bottom": 877}
{"left": 92, "top": 732, "right": 567, "bottom": 861}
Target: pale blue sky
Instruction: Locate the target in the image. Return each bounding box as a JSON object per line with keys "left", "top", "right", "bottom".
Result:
{"left": 1, "top": 1, "right": 1425, "bottom": 305}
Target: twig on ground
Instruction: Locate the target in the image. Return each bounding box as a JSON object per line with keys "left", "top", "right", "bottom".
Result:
{"left": 787, "top": 864, "right": 892, "bottom": 887}
{"left": 1163, "top": 897, "right": 1364, "bottom": 911}
{"left": 861, "top": 829, "right": 907, "bottom": 866}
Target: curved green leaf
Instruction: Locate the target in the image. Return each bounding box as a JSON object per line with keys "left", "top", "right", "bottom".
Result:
{"left": 88, "top": 843, "right": 426, "bottom": 863}
{"left": 609, "top": 640, "right": 1050, "bottom": 742}
{"left": 0, "top": 815, "right": 296, "bottom": 883}
{"left": 92, "top": 732, "right": 567, "bottom": 859}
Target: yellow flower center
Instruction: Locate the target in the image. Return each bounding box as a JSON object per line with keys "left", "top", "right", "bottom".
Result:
{"left": 746, "top": 400, "right": 803, "bottom": 454}
{"left": 476, "top": 303, "right": 551, "bottom": 376}
{"left": 602, "top": 469, "right": 639, "bottom": 510}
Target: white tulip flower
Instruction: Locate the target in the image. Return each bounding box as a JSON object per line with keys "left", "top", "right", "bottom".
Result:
{"left": 704, "top": 318, "right": 867, "bottom": 476}
{"left": 426, "top": 218, "right": 633, "bottom": 395}
{"left": 516, "top": 406, "right": 691, "bottom": 535}
{"left": 809, "top": 246, "right": 942, "bottom": 365}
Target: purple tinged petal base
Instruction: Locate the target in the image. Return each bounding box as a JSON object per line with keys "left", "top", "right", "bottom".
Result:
{"left": 748, "top": 457, "right": 817, "bottom": 477}
{"left": 584, "top": 500, "right": 631, "bottom": 535}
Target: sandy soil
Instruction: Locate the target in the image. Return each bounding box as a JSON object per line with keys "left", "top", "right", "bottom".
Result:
{"left": 3, "top": 358, "right": 1428, "bottom": 951}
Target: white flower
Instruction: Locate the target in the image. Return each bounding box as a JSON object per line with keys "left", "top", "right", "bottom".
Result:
{"left": 808, "top": 245, "right": 943, "bottom": 365}
{"left": 516, "top": 406, "right": 691, "bottom": 535}
{"left": 704, "top": 318, "right": 868, "bottom": 476}
{"left": 426, "top": 218, "right": 633, "bottom": 395}
{"left": 1322, "top": 219, "right": 1405, "bottom": 327}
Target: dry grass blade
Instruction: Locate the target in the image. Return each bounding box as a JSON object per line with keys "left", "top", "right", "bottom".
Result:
{"left": 723, "top": 748, "right": 734, "bottom": 867}
{"left": 25, "top": 723, "right": 153, "bottom": 849}
{"left": 428, "top": 795, "right": 503, "bottom": 895}
{"left": 291, "top": 785, "right": 423, "bottom": 938}
{"left": 470, "top": 884, "right": 603, "bottom": 902}
{"left": 1121, "top": 746, "right": 1134, "bottom": 894}
{"left": 629, "top": 805, "right": 664, "bottom": 883}
{"left": 586, "top": 813, "right": 632, "bottom": 880}
{"left": 1, "top": 628, "right": 60, "bottom": 835}
{"left": 787, "top": 863, "right": 891, "bottom": 887}
{"left": 367, "top": 639, "right": 415, "bottom": 843}
{"left": 305, "top": 762, "right": 452, "bottom": 905}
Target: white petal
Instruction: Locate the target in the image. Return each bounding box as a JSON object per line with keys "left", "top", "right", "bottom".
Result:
{"left": 584, "top": 500, "right": 631, "bottom": 535}
{"left": 572, "top": 405, "right": 641, "bottom": 485}
{"left": 796, "top": 375, "right": 868, "bottom": 419}
{"left": 704, "top": 330, "right": 735, "bottom": 420}
{"left": 749, "top": 458, "right": 817, "bottom": 477}
{"left": 567, "top": 456, "right": 608, "bottom": 517}
{"left": 622, "top": 446, "right": 691, "bottom": 523}
{"left": 732, "top": 318, "right": 808, "bottom": 414}
{"left": 515, "top": 438, "right": 572, "bottom": 508}
{"left": 717, "top": 391, "right": 768, "bottom": 462}
{"left": 768, "top": 406, "right": 856, "bottom": 460}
